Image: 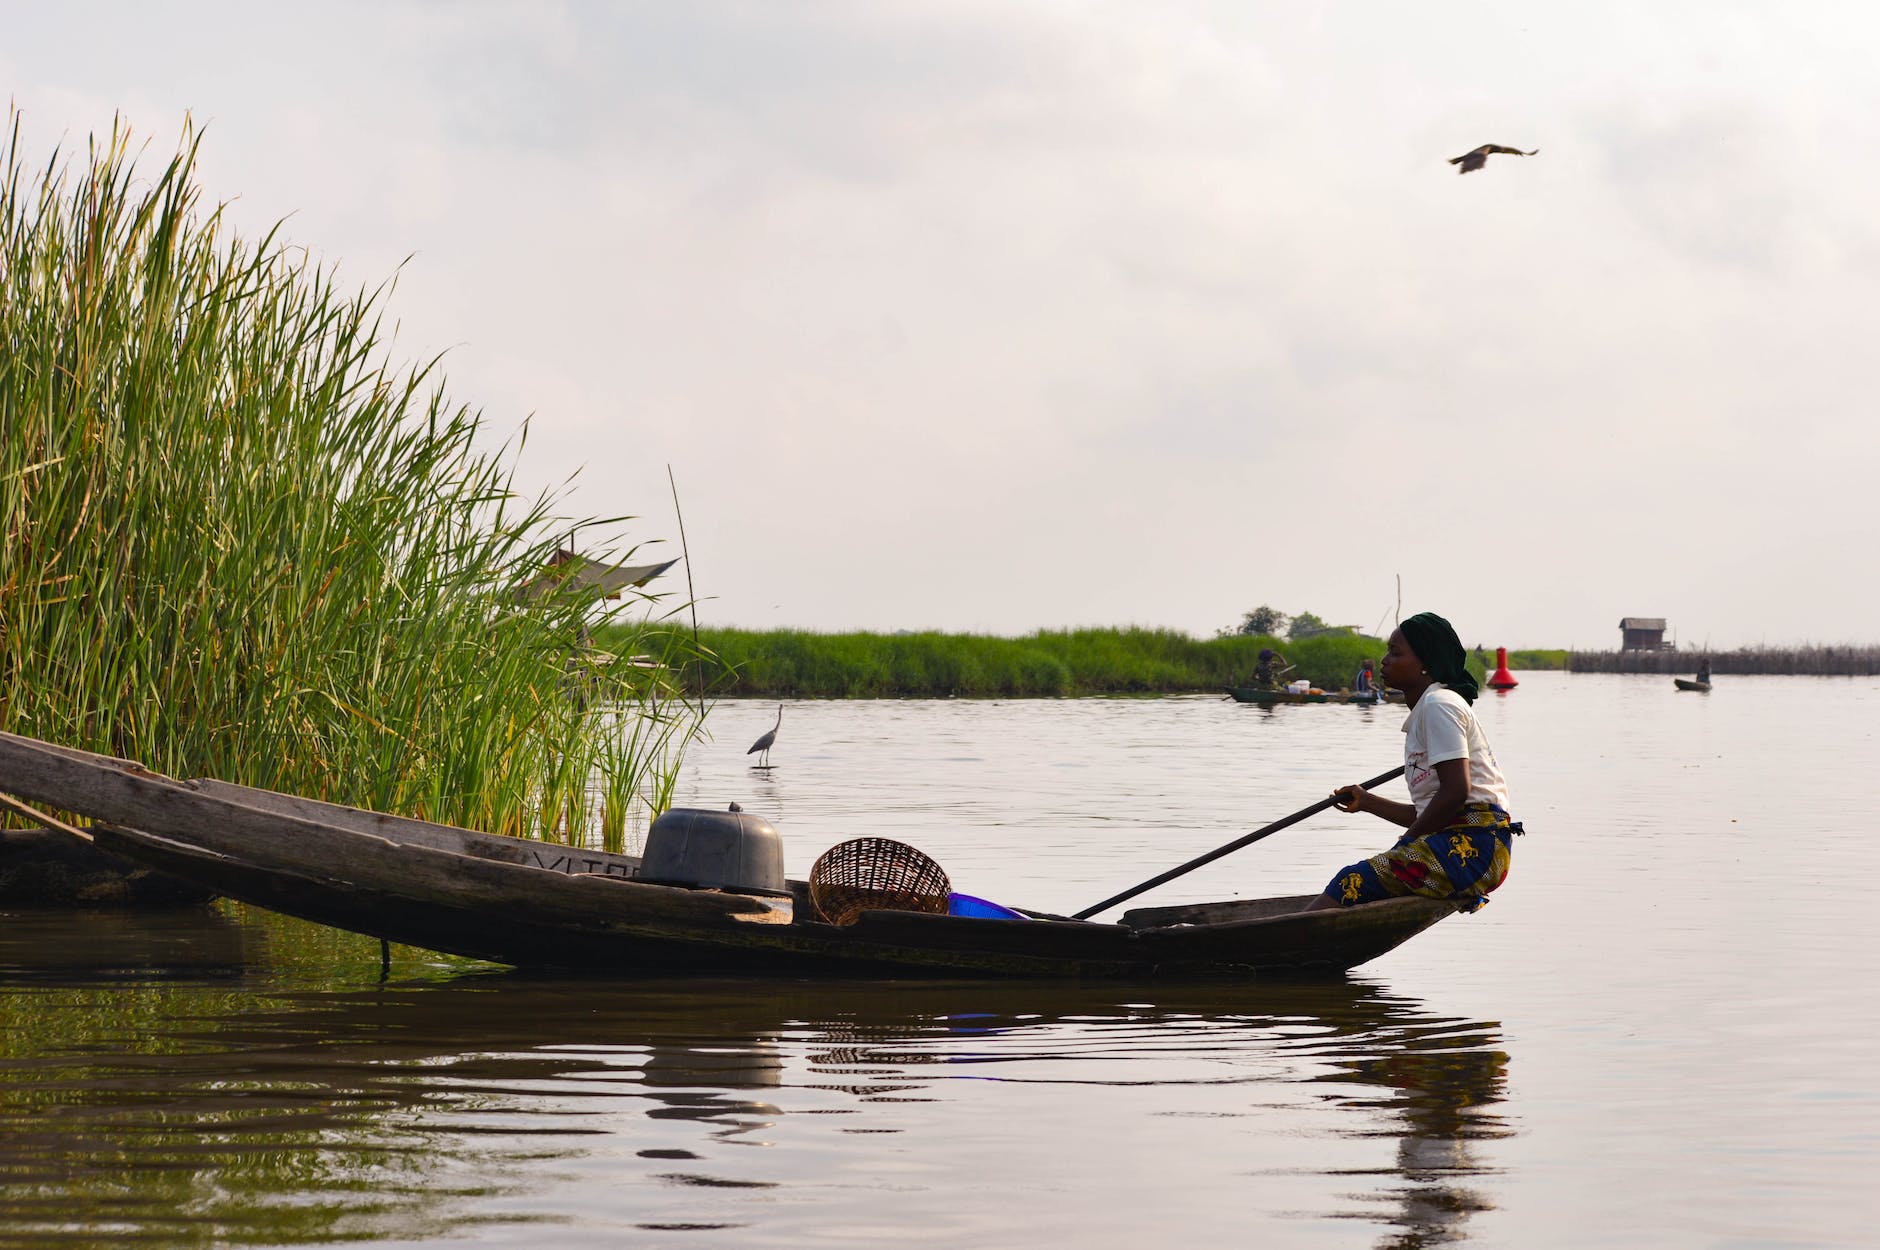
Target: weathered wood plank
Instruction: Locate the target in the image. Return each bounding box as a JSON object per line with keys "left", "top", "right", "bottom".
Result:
{"left": 191, "top": 779, "right": 647, "bottom": 876}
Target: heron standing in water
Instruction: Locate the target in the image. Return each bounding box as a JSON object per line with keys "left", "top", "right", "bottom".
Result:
{"left": 747, "top": 704, "right": 782, "bottom": 767}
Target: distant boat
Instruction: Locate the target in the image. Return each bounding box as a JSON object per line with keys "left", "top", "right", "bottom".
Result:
{"left": 1673, "top": 678, "right": 1712, "bottom": 692}
{"left": 1224, "top": 687, "right": 1402, "bottom": 706}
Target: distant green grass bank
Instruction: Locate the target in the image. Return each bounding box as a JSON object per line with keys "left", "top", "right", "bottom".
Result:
{"left": 609, "top": 627, "right": 1540, "bottom": 698}
{"left": 1568, "top": 646, "right": 1879, "bottom": 675}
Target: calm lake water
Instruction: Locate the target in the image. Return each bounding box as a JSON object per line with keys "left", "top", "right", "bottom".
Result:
{"left": 2, "top": 673, "right": 1876, "bottom": 1248}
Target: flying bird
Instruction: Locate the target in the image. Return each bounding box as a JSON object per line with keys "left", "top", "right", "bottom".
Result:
{"left": 747, "top": 704, "right": 782, "bottom": 768}
{"left": 1449, "top": 144, "right": 1539, "bottom": 174}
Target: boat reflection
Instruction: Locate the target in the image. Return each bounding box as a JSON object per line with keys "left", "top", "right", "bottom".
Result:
{"left": 1312, "top": 1001, "right": 1509, "bottom": 1247}
{"left": 0, "top": 909, "right": 1511, "bottom": 1246}
{"left": 0, "top": 904, "right": 256, "bottom": 978}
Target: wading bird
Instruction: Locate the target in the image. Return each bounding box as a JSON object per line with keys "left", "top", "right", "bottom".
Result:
{"left": 747, "top": 704, "right": 782, "bottom": 767}
{"left": 1449, "top": 144, "right": 1539, "bottom": 174}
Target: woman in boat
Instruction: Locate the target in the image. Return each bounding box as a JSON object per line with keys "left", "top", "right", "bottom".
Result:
{"left": 1695, "top": 657, "right": 1711, "bottom": 684}
{"left": 1252, "top": 648, "right": 1290, "bottom": 690}
{"left": 1308, "top": 613, "right": 1522, "bottom": 914}
{"left": 1353, "top": 658, "right": 1376, "bottom": 695}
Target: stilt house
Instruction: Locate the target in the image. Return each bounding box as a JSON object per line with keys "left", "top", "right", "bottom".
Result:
{"left": 1618, "top": 617, "right": 1670, "bottom": 651}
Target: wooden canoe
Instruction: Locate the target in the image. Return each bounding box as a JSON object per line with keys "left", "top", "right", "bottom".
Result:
{"left": 1224, "top": 687, "right": 1401, "bottom": 705}
{"left": 0, "top": 730, "right": 1458, "bottom": 979}
{"left": 1673, "top": 678, "right": 1712, "bottom": 692}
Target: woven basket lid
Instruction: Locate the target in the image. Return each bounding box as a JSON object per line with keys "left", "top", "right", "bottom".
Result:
{"left": 808, "top": 837, "right": 951, "bottom": 926}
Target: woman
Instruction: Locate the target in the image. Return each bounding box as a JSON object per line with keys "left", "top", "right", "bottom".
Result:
{"left": 1306, "top": 613, "right": 1522, "bottom": 914}
{"left": 1253, "top": 648, "right": 1290, "bottom": 689}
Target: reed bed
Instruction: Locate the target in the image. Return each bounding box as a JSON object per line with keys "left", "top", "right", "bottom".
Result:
{"left": 1505, "top": 649, "right": 1569, "bottom": 670}
{"left": 1569, "top": 647, "right": 1880, "bottom": 676}
{"left": 0, "top": 115, "right": 702, "bottom": 848}
{"left": 613, "top": 626, "right": 1404, "bottom": 698}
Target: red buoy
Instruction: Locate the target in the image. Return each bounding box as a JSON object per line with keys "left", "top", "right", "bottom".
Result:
{"left": 1488, "top": 646, "right": 1518, "bottom": 690}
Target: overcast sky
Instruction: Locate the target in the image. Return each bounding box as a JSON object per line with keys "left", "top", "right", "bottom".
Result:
{"left": 7, "top": 2, "right": 1877, "bottom": 649}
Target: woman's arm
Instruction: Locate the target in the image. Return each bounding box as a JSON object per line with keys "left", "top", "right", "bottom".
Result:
{"left": 1334, "top": 758, "right": 1470, "bottom": 834}
{"left": 1332, "top": 783, "right": 1416, "bottom": 827}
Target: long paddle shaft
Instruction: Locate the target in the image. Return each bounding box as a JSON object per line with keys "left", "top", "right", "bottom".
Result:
{"left": 1071, "top": 764, "right": 1407, "bottom": 920}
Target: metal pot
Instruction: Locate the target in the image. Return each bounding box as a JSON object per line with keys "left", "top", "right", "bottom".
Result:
{"left": 639, "top": 804, "right": 788, "bottom": 897}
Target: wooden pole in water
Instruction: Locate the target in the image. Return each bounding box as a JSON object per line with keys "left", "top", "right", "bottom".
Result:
{"left": 1072, "top": 765, "right": 1407, "bottom": 920}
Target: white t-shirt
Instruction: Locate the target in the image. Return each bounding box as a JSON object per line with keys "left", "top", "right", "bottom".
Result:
{"left": 1402, "top": 685, "right": 1510, "bottom": 815}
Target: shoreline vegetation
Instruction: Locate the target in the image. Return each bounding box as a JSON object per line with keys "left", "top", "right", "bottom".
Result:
{"left": 614, "top": 625, "right": 1873, "bottom": 699}
{"left": 1569, "top": 646, "right": 1880, "bottom": 676}
{"left": 1, "top": 116, "right": 701, "bottom": 852}
{"left": 612, "top": 627, "right": 1567, "bottom": 699}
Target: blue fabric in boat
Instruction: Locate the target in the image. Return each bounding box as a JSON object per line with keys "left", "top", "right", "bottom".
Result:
{"left": 947, "top": 892, "right": 1029, "bottom": 920}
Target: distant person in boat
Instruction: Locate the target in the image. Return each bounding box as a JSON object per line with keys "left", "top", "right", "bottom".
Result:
{"left": 1354, "top": 658, "right": 1376, "bottom": 695}
{"left": 1695, "top": 658, "right": 1711, "bottom": 684}
{"left": 1252, "top": 648, "right": 1290, "bottom": 689}
{"left": 1309, "top": 612, "right": 1523, "bottom": 915}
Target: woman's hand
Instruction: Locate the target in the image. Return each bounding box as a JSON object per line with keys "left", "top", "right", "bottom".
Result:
{"left": 1332, "top": 783, "right": 1367, "bottom": 813}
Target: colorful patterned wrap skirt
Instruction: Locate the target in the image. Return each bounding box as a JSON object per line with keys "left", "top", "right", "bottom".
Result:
{"left": 1326, "top": 802, "right": 1522, "bottom": 914}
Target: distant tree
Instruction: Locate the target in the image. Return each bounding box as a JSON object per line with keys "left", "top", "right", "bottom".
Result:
{"left": 1286, "top": 611, "right": 1330, "bottom": 640}
{"left": 1235, "top": 605, "right": 1287, "bottom": 637}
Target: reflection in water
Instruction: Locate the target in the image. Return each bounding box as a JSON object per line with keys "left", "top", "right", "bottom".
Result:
{"left": 1317, "top": 1017, "right": 1509, "bottom": 1248}
{"left": 0, "top": 906, "right": 257, "bottom": 979}
{"left": 792, "top": 980, "right": 1508, "bottom": 1248}
{"left": 0, "top": 908, "right": 1512, "bottom": 1247}
{"left": 13, "top": 680, "right": 1877, "bottom": 1245}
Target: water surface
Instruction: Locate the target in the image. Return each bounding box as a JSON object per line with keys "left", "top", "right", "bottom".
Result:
{"left": 2, "top": 673, "right": 1873, "bottom": 1247}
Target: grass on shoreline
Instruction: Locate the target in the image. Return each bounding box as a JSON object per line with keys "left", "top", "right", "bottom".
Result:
{"left": 1568, "top": 646, "right": 1880, "bottom": 675}
{"left": 612, "top": 626, "right": 1426, "bottom": 698}
{"left": 600, "top": 629, "right": 1580, "bottom": 700}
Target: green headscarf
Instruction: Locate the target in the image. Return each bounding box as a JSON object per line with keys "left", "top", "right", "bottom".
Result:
{"left": 1400, "top": 612, "right": 1479, "bottom": 704}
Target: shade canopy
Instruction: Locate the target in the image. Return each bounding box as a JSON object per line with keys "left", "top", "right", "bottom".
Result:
{"left": 513, "top": 549, "right": 678, "bottom": 603}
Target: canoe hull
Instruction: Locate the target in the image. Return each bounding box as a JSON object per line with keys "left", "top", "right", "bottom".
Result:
{"left": 1225, "top": 687, "right": 1399, "bottom": 705}
{"left": 0, "top": 731, "right": 1456, "bottom": 979}
{"left": 1672, "top": 678, "right": 1712, "bottom": 692}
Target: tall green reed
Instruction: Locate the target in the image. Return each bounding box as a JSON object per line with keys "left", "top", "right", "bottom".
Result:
{"left": 0, "top": 114, "right": 702, "bottom": 839}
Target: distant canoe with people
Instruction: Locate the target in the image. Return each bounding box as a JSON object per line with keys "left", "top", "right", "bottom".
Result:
{"left": 1225, "top": 687, "right": 1405, "bottom": 706}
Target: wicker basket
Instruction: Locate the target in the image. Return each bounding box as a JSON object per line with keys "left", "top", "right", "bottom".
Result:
{"left": 808, "top": 837, "right": 952, "bottom": 926}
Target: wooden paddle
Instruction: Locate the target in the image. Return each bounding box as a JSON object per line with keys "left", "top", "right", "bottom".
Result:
{"left": 1072, "top": 764, "right": 1406, "bottom": 920}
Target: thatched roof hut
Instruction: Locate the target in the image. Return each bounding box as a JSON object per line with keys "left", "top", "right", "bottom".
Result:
{"left": 1618, "top": 617, "right": 1669, "bottom": 651}
{"left": 514, "top": 549, "right": 678, "bottom": 604}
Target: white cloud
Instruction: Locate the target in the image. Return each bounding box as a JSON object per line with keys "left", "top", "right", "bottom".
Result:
{"left": 7, "top": 1, "right": 1880, "bottom": 647}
